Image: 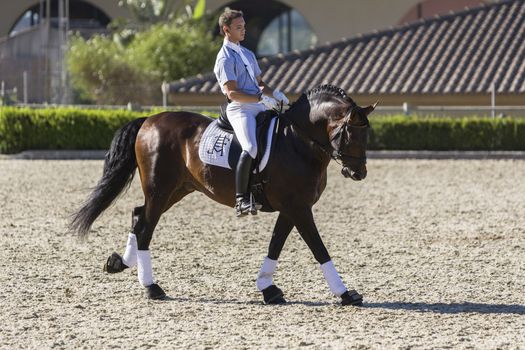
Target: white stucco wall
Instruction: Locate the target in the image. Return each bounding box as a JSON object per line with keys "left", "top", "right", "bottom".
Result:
{"left": 0, "top": 0, "right": 129, "bottom": 38}
{"left": 1, "top": 0, "right": 422, "bottom": 43}
{"left": 205, "top": 0, "right": 422, "bottom": 45}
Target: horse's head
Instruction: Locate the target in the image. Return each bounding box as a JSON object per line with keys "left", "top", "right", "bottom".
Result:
{"left": 286, "top": 85, "right": 376, "bottom": 180}
{"left": 328, "top": 100, "right": 376, "bottom": 181}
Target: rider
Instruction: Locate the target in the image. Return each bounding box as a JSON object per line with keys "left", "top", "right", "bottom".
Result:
{"left": 214, "top": 9, "right": 289, "bottom": 217}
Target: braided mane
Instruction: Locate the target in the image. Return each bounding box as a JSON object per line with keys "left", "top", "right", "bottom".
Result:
{"left": 285, "top": 84, "right": 355, "bottom": 117}
{"left": 306, "top": 84, "right": 354, "bottom": 105}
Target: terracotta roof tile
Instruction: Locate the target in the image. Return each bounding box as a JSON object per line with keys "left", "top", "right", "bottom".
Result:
{"left": 169, "top": 0, "right": 525, "bottom": 96}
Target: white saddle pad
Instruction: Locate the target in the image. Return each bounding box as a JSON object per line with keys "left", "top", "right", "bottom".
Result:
{"left": 198, "top": 118, "right": 277, "bottom": 172}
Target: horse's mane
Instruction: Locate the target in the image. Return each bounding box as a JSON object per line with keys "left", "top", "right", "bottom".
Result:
{"left": 285, "top": 84, "right": 355, "bottom": 120}
{"left": 286, "top": 84, "right": 356, "bottom": 115}
{"left": 307, "top": 84, "right": 355, "bottom": 105}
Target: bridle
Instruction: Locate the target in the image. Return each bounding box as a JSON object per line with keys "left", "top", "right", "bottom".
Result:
{"left": 279, "top": 103, "right": 369, "bottom": 168}
{"left": 328, "top": 105, "right": 370, "bottom": 167}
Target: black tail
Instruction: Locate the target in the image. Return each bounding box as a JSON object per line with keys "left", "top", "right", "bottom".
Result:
{"left": 70, "top": 117, "right": 147, "bottom": 236}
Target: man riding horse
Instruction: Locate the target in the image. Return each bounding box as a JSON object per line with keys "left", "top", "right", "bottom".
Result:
{"left": 71, "top": 9, "right": 376, "bottom": 305}
{"left": 214, "top": 9, "right": 289, "bottom": 217}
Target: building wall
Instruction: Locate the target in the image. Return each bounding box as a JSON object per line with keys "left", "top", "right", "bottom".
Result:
{"left": 206, "top": 0, "right": 422, "bottom": 45}
{"left": 1, "top": 0, "right": 427, "bottom": 43}
{"left": 1, "top": 1, "right": 497, "bottom": 47}
{"left": 0, "top": 0, "right": 128, "bottom": 38}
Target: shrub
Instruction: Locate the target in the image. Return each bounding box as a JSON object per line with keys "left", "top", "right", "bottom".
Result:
{"left": 67, "top": 19, "right": 220, "bottom": 105}
{"left": 1, "top": 108, "right": 524, "bottom": 154}
{"left": 0, "top": 107, "right": 141, "bottom": 153}
{"left": 368, "top": 116, "right": 525, "bottom": 151}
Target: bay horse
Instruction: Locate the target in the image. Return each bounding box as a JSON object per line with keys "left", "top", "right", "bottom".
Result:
{"left": 70, "top": 84, "right": 376, "bottom": 306}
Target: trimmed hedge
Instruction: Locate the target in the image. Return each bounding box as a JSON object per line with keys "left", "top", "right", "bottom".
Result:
{"left": 1, "top": 107, "right": 524, "bottom": 153}
{"left": 369, "top": 116, "right": 525, "bottom": 150}
{"left": 0, "top": 107, "right": 143, "bottom": 153}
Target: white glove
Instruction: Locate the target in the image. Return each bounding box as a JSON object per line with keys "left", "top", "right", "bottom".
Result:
{"left": 272, "top": 89, "right": 289, "bottom": 105}
{"left": 260, "top": 94, "right": 279, "bottom": 110}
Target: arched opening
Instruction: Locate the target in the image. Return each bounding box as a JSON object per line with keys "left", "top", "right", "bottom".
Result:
{"left": 257, "top": 9, "right": 317, "bottom": 56}
{"left": 215, "top": 0, "right": 317, "bottom": 57}
{"left": 9, "top": 0, "right": 110, "bottom": 37}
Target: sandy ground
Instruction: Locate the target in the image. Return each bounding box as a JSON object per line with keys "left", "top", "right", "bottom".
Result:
{"left": 0, "top": 159, "right": 524, "bottom": 349}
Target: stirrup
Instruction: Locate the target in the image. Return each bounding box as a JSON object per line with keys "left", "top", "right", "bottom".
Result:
{"left": 235, "top": 195, "right": 257, "bottom": 217}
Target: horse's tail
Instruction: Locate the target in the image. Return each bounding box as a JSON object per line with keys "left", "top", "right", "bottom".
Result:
{"left": 70, "top": 117, "right": 147, "bottom": 237}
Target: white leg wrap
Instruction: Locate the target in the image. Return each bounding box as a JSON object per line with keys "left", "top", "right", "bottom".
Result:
{"left": 137, "top": 250, "right": 154, "bottom": 287}
{"left": 122, "top": 233, "right": 137, "bottom": 267}
{"left": 256, "top": 256, "right": 278, "bottom": 291}
{"left": 320, "top": 260, "right": 347, "bottom": 297}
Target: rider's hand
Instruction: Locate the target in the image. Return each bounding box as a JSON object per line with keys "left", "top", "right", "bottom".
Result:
{"left": 272, "top": 89, "right": 289, "bottom": 105}
{"left": 260, "top": 95, "right": 279, "bottom": 110}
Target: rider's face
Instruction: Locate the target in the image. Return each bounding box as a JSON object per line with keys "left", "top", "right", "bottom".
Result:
{"left": 225, "top": 17, "right": 246, "bottom": 43}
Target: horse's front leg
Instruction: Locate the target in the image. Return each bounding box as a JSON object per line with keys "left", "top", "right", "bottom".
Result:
{"left": 291, "top": 207, "right": 363, "bottom": 306}
{"left": 257, "top": 213, "right": 294, "bottom": 304}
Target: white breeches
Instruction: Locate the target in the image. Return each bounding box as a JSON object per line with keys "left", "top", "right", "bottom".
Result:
{"left": 226, "top": 102, "right": 266, "bottom": 159}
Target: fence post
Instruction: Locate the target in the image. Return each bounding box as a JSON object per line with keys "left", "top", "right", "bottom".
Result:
{"left": 161, "top": 81, "right": 169, "bottom": 108}
{"left": 403, "top": 102, "right": 411, "bottom": 116}
{"left": 1, "top": 81, "right": 4, "bottom": 105}
{"left": 23, "top": 71, "right": 28, "bottom": 104}
{"left": 491, "top": 82, "right": 496, "bottom": 118}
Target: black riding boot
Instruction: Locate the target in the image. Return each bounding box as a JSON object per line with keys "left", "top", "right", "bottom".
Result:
{"left": 235, "top": 151, "right": 256, "bottom": 217}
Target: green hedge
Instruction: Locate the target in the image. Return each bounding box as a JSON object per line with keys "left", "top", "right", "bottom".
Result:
{"left": 0, "top": 107, "right": 142, "bottom": 153}
{"left": 369, "top": 116, "right": 525, "bottom": 150}
{"left": 1, "top": 107, "right": 524, "bottom": 153}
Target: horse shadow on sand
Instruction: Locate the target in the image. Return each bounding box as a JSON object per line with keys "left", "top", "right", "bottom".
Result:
{"left": 160, "top": 296, "right": 525, "bottom": 314}
{"left": 160, "top": 296, "right": 331, "bottom": 307}
{"left": 364, "top": 302, "right": 525, "bottom": 315}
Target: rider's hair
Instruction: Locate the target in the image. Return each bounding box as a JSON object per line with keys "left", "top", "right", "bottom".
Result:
{"left": 218, "top": 9, "right": 244, "bottom": 36}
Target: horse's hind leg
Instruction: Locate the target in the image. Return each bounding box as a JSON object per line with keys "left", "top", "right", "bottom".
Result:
{"left": 257, "top": 213, "right": 294, "bottom": 304}
{"left": 104, "top": 206, "right": 143, "bottom": 273}
{"left": 133, "top": 200, "right": 165, "bottom": 299}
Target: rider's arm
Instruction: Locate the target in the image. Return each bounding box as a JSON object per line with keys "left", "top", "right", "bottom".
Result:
{"left": 257, "top": 76, "right": 274, "bottom": 97}
{"left": 224, "top": 80, "right": 261, "bottom": 103}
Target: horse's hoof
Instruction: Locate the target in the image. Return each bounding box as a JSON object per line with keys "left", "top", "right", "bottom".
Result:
{"left": 103, "top": 252, "right": 128, "bottom": 273}
{"left": 146, "top": 283, "right": 166, "bottom": 300}
{"left": 341, "top": 290, "right": 363, "bottom": 306}
{"left": 262, "top": 285, "right": 286, "bottom": 305}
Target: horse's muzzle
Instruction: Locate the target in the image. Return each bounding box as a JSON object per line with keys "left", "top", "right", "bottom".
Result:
{"left": 341, "top": 167, "right": 367, "bottom": 181}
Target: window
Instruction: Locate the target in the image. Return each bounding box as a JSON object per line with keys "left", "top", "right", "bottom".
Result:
{"left": 257, "top": 9, "right": 317, "bottom": 56}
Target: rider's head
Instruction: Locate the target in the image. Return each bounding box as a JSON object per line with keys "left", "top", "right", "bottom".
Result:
{"left": 219, "top": 9, "right": 245, "bottom": 42}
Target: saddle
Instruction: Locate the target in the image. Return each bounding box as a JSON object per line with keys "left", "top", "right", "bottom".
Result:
{"left": 216, "top": 103, "right": 279, "bottom": 212}
{"left": 216, "top": 103, "right": 277, "bottom": 170}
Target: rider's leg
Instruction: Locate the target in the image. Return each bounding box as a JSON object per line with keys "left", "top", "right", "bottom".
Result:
{"left": 235, "top": 151, "right": 255, "bottom": 216}
{"left": 227, "top": 102, "right": 263, "bottom": 216}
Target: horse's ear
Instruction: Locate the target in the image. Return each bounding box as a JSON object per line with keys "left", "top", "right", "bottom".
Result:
{"left": 363, "top": 100, "right": 379, "bottom": 116}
